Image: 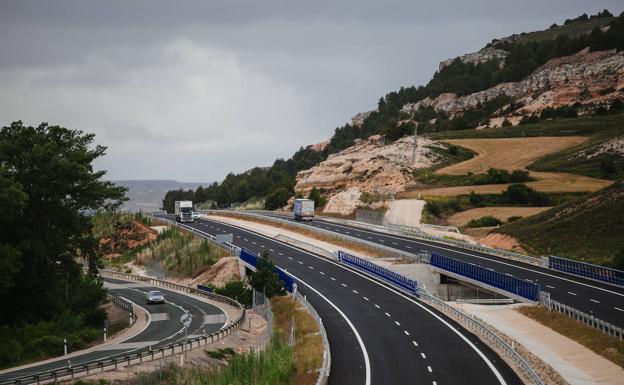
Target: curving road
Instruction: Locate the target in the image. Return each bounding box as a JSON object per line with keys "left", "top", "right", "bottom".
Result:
{"left": 0, "top": 278, "right": 227, "bottom": 383}
{"left": 171, "top": 215, "right": 522, "bottom": 385}
{"left": 299, "top": 217, "right": 624, "bottom": 328}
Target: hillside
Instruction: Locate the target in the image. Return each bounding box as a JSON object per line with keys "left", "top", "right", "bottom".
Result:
{"left": 114, "top": 180, "right": 207, "bottom": 212}
{"left": 495, "top": 181, "right": 624, "bottom": 266}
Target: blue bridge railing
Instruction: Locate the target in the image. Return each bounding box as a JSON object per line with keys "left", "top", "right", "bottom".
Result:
{"left": 431, "top": 253, "right": 540, "bottom": 301}
{"left": 549, "top": 256, "right": 624, "bottom": 287}
{"left": 337, "top": 251, "right": 418, "bottom": 294}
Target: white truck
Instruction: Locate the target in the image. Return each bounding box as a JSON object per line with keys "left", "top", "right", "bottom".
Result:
{"left": 293, "top": 198, "right": 314, "bottom": 221}
{"left": 174, "top": 200, "right": 194, "bottom": 223}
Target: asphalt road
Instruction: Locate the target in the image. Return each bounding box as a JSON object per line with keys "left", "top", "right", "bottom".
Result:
{"left": 181, "top": 216, "right": 522, "bottom": 385}
{"left": 302, "top": 217, "right": 624, "bottom": 328}
{"left": 0, "top": 278, "right": 227, "bottom": 382}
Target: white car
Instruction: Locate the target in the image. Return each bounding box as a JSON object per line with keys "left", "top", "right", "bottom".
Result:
{"left": 146, "top": 290, "right": 165, "bottom": 304}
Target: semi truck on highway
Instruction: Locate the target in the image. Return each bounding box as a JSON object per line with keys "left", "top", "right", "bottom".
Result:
{"left": 293, "top": 198, "right": 314, "bottom": 221}
{"left": 174, "top": 200, "right": 194, "bottom": 223}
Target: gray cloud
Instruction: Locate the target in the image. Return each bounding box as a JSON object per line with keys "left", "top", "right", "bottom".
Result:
{"left": 1, "top": 0, "right": 621, "bottom": 181}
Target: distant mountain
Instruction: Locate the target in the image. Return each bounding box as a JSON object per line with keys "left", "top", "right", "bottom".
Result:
{"left": 113, "top": 180, "right": 208, "bottom": 212}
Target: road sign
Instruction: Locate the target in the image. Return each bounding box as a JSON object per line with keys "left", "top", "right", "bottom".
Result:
{"left": 216, "top": 233, "right": 233, "bottom": 244}
{"left": 180, "top": 313, "right": 192, "bottom": 327}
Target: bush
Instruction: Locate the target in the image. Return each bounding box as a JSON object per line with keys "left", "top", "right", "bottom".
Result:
{"left": 502, "top": 184, "right": 549, "bottom": 205}
{"left": 215, "top": 281, "right": 252, "bottom": 308}
{"left": 510, "top": 169, "right": 532, "bottom": 183}
{"left": 466, "top": 216, "right": 503, "bottom": 228}
{"left": 507, "top": 216, "right": 523, "bottom": 223}
{"left": 265, "top": 188, "right": 291, "bottom": 210}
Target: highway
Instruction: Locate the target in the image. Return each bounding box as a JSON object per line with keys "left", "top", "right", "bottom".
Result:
{"left": 300, "top": 217, "right": 624, "bottom": 328}
{"left": 0, "top": 278, "right": 227, "bottom": 383}
{"left": 176, "top": 215, "right": 522, "bottom": 385}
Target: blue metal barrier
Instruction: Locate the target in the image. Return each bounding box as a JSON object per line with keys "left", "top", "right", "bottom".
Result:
{"left": 197, "top": 284, "right": 214, "bottom": 293}
{"left": 430, "top": 253, "right": 540, "bottom": 301}
{"left": 240, "top": 248, "right": 295, "bottom": 292}
{"left": 549, "top": 256, "right": 624, "bottom": 287}
{"left": 337, "top": 251, "right": 418, "bottom": 294}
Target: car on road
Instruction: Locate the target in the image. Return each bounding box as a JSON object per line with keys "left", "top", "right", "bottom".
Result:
{"left": 146, "top": 290, "right": 165, "bottom": 304}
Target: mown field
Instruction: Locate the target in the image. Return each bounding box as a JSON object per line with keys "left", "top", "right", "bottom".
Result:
{"left": 446, "top": 207, "right": 551, "bottom": 227}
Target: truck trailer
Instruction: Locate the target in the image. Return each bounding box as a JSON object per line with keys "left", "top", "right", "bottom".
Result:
{"left": 174, "top": 201, "right": 194, "bottom": 223}
{"left": 293, "top": 198, "right": 314, "bottom": 221}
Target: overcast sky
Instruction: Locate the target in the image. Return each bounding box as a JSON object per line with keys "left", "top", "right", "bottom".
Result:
{"left": 1, "top": 1, "right": 621, "bottom": 182}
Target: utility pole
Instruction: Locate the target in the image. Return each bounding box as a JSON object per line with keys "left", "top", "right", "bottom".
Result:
{"left": 411, "top": 123, "right": 418, "bottom": 163}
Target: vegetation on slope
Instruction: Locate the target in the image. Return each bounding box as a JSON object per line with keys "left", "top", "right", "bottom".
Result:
{"left": 496, "top": 181, "right": 624, "bottom": 266}
{"left": 0, "top": 121, "right": 127, "bottom": 368}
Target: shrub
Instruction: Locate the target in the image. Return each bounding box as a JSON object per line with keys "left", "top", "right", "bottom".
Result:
{"left": 215, "top": 281, "right": 252, "bottom": 308}
{"left": 503, "top": 184, "right": 549, "bottom": 205}
{"left": 265, "top": 188, "right": 291, "bottom": 210}
{"left": 507, "top": 216, "right": 523, "bottom": 223}
{"left": 466, "top": 216, "right": 503, "bottom": 228}
{"left": 510, "top": 169, "right": 532, "bottom": 183}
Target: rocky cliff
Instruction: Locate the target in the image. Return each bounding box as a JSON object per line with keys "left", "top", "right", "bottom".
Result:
{"left": 403, "top": 48, "right": 624, "bottom": 126}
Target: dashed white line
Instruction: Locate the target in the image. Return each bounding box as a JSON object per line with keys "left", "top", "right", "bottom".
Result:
{"left": 545, "top": 285, "right": 555, "bottom": 289}
{"left": 427, "top": 366, "right": 432, "bottom": 373}
{"left": 421, "top": 353, "right": 427, "bottom": 359}
{"left": 392, "top": 242, "right": 398, "bottom": 245}
{"left": 298, "top": 261, "right": 303, "bottom": 265}
{"left": 374, "top": 304, "right": 380, "bottom": 309}
{"left": 260, "top": 245, "right": 265, "bottom": 248}
{"left": 319, "top": 271, "right": 325, "bottom": 275}
{"left": 405, "top": 246, "right": 412, "bottom": 249}
{"left": 288, "top": 257, "right": 293, "bottom": 260}
{"left": 568, "top": 291, "right": 577, "bottom": 296}
{"left": 412, "top": 341, "right": 418, "bottom": 347}
{"left": 278, "top": 252, "right": 284, "bottom": 256}
{"left": 385, "top": 312, "right": 391, "bottom": 317}
{"left": 352, "top": 290, "right": 359, "bottom": 294}
{"left": 404, "top": 330, "right": 410, "bottom": 336}
{"left": 341, "top": 283, "right": 348, "bottom": 287}
{"left": 590, "top": 299, "right": 600, "bottom": 303}
{"left": 269, "top": 248, "right": 274, "bottom": 252}
{"left": 330, "top": 277, "right": 336, "bottom": 281}
{"left": 308, "top": 266, "right": 314, "bottom": 270}
{"left": 615, "top": 307, "right": 624, "bottom": 312}
{"left": 243, "top": 238, "right": 248, "bottom": 242}
{"left": 363, "top": 297, "right": 369, "bottom": 301}
{"left": 395, "top": 321, "right": 401, "bottom": 326}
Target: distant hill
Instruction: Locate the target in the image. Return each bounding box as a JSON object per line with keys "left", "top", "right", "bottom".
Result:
{"left": 496, "top": 181, "right": 624, "bottom": 266}
{"left": 113, "top": 180, "right": 207, "bottom": 212}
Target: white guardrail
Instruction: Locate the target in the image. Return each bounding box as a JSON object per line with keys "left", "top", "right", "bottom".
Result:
{"left": 294, "top": 291, "right": 331, "bottom": 385}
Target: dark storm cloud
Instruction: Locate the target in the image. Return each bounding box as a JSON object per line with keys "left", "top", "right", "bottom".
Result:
{"left": 0, "top": 1, "right": 621, "bottom": 181}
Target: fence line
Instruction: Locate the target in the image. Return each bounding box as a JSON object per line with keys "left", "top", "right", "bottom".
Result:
{"left": 1, "top": 271, "right": 246, "bottom": 385}
{"left": 274, "top": 234, "right": 337, "bottom": 260}
{"left": 294, "top": 291, "right": 331, "bottom": 385}
{"left": 549, "top": 256, "right": 624, "bottom": 287}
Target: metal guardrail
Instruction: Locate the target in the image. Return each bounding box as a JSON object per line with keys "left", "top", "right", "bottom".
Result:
{"left": 1, "top": 271, "right": 246, "bottom": 385}
{"left": 416, "top": 287, "right": 545, "bottom": 385}
{"left": 294, "top": 291, "right": 331, "bottom": 385}
{"left": 207, "top": 210, "right": 430, "bottom": 264}
{"left": 106, "top": 292, "right": 134, "bottom": 315}
{"left": 541, "top": 295, "right": 623, "bottom": 341}
{"left": 456, "top": 298, "right": 515, "bottom": 305}
{"left": 549, "top": 256, "right": 624, "bottom": 287}
{"left": 275, "top": 234, "right": 337, "bottom": 260}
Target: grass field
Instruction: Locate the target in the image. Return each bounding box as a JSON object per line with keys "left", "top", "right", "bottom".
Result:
{"left": 436, "top": 137, "right": 587, "bottom": 175}
{"left": 446, "top": 207, "right": 551, "bottom": 227}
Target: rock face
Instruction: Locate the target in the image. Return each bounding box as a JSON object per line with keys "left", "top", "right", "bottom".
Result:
{"left": 351, "top": 110, "right": 374, "bottom": 127}
{"left": 403, "top": 49, "right": 624, "bottom": 123}
{"left": 295, "top": 135, "right": 446, "bottom": 214}
{"left": 439, "top": 47, "right": 509, "bottom": 71}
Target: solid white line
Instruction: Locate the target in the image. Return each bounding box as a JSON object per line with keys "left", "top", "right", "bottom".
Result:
{"left": 280, "top": 270, "right": 371, "bottom": 385}
{"left": 590, "top": 299, "right": 600, "bottom": 303}
{"left": 206, "top": 217, "right": 506, "bottom": 385}
{"left": 615, "top": 307, "right": 624, "bottom": 312}
{"left": 318, "top": 220, "right": 624, "bottom": 297}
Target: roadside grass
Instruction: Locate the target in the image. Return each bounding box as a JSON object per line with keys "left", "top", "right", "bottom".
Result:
{"left": 446, "top": 207, "right": 551, "bottom": 227}
{"left": 272, "top": 296, "right": 324, "bottom": 385}
{"left": 517, "top": 306, "right": 624, "bottom": 368}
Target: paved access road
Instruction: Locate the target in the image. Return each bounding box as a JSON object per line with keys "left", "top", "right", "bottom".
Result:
{"left": 179, "top": 215, "right": 522, "bottom": 385}
{"left": 0, "top": 278, "right": 227, "bottom": 383}
{"left": 302, "top": 217, "right": 624, "bottom": 328}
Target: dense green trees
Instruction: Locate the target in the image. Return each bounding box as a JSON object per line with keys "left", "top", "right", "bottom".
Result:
{"left": 248, "top": 250, "right": 286, "bottom": 298}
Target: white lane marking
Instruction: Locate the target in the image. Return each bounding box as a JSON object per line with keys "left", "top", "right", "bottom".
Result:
{"left": 236, "top": 235, "right": 240, "bottom": 238}
{"left": 524, "top": 279, "right": 533, "bottom": 282}
{"left": 615, "top": 307, "right": 624, "bottom": 312}
{"left": 404, "top": 330, "right": 410, "bottom": 336}
{"left": 412, "top": 341, "right": 418, "bottom": 347}
{"left": 279, "top": 271, "right": 371, "bottom": 385}
{"left": 385, "top": 312, "right": 391, "bottom": 317}
{"left": 421, "top": 353, "right": 426, "bottom": 359}
{"left": 330, "top": 277, "right": 336, "bottom": 281}
{"left": 309, "top": 266, "right": 314, "bottom": 270}
{"left": 353, "top": 290, "right": 359, "bottom": 294}
{"left": 395, "top": 321, "right": 401, "bottom": 326}
{"left": 363, "top": 297, "right": 369, "bottom": 301}
{"left": 545, "top": 285, "right": 555, "bottom": 289}
{"left": 260, "top": 245, "right": 265, "bottom": 248}
{"left": 341, "top": 283, "right": 348, "bottom": 287}
{"left": 298, "top": 261, "right": 303, "bottom": 265}
{"left": 210, "top": 218, "right": 506, "bottom": 385}
{"left": 317, "top": 220, "right": 624, "bottom": 298}
{"left": 319, "top": 271, "right": 325, "bottom": 275}
{"left": 392, "top": 242, "right": 398, "bottom": 245}
{"left": 405, "top": 245, "right": 412, "bottom": 249}
{"left": 590, "top": 299, "right": 600, "bottom": 303}
{"left": 243, "top": 238, "right": 248, "bottom": 242}
{"left": 427, "top": 366, "right": 432, "bottom": 373}
{"left": 505, "top": 273, "right": 513, "bottom": 277}
{"left": 252, "top": 241, "right": 257, "bottom": 245}
{"left": 269, "top": 249, "right": 274, "bottom": 252}
{"left": 279, "top": 252, "right": 284, "bottom": 255}
{"left": 288, "top": 257, "right": 293, "bottom": 260}
{"left": 367, "top": 236, "right": 372, "bottom": 240}
{"left": 568, "top": 291, "right": 577, "bottom": 296}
